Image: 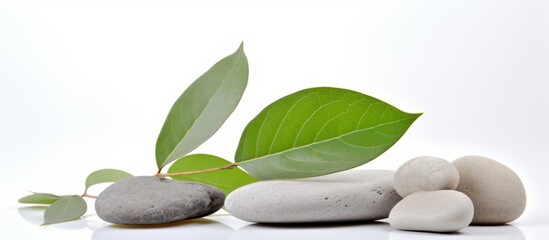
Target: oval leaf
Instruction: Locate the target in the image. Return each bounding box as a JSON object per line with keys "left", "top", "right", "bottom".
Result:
{"left": 235, "top": 87, "right": 421, "bottom": 180}
{"left": 168, "top": 154, "right": 256, "bottom": 195}
{"left": 19, "top": 193, "right": 62, "bottom": 205}
{"left": 43, "top": 195, "right": 87, "bottom": 225}
{"left": 156, "top": 43, "right": 249, "bottom": 169}
{"left": 85, "top": 169, "right": 133, "bottom": 189}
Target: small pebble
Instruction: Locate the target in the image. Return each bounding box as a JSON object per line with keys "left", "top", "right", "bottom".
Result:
{"left": 388, "top": 190, "right": 474, "bottom": 232}
{"left": 393, "top": 156, "right": 460, "bottom": 197}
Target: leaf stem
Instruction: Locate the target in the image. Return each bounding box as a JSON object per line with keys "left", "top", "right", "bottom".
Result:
{"left": 81, "top": 193, "right": 97, "bottom": 199}
{"left": 155, "top": 163, "right": 238, "bottom": 178}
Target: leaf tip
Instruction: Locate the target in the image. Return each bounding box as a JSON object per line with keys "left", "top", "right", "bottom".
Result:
{"left": 41, "top": 220, "right": 60, "bottom": 226}
{"left": 238, "top": 41, "right": 244, "bottom": 52}
{"left": 407, "top": 112, "right": 423, "bottom": 125}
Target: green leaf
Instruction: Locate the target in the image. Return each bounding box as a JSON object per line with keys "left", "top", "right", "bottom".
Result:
{"left": 43, "top": 195, "right": 87, "bottom": 225}
{"left": 168, "top": 154, "right": 256, "bottom": 195}
{"left": 85, "top": 169, "right": 133, "bottom": 189}
{"left": 156, "top": 43, "right": 249, "bottom": 169}
{"left": 235, "top": 87, "right": 421, "bottom": 180}
{"left": 18, "top": 193, "right": 63, "bottom": 205}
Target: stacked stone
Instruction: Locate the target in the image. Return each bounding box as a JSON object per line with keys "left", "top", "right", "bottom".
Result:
{"left": 388, "top": 155, "right": 526, "bottom": 232}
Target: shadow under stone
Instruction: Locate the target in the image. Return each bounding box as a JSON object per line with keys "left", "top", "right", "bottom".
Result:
{"left": 229, "top": 221, "right": 391, "bottom": 240}
{"left": 388, "top": 224, "right": 525, "bottom": 240}
{"left": 92, "top": 218, "right": 234, "bottom": 240}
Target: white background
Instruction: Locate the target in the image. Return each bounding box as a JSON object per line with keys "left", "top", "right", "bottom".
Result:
{"left": 1, "top": 0, "right": 548, "bottom": 239}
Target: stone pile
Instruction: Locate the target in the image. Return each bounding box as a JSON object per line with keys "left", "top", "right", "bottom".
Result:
{"left": 95, "top": 155, "right": 526, "bottom": 234}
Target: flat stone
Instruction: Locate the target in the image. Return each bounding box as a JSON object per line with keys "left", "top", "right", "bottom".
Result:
{"left": 95, "top": 176, "right": 225, "bottom": 225}
{"left": 394, "top": 156, "right": 459, "bottom": 197}
{"left": 388, "top": 190, "right": 474, "bottom": 232}
{"left": 225, "top": 169, "right": 401, "bottom": 223}
{"left": 453, "top": 155, "right": 526, "bottom": 225}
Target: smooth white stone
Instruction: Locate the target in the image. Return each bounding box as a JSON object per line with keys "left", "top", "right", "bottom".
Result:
{"left": 225, "top": 170, "right": 401, "bottom": 223}
{"left": 388, "top": 190, "right": 474, "bottom": 232}
{"left": 453, "top": 155, "right": 526, "bottom": 224}
{"left": 393, "top": 156, "right": 459, "bottom": 197}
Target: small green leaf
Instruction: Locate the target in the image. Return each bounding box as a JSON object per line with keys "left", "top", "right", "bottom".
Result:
{"left": 156, "top": 43, "right": 249, "bottom": 169}
{"left": 168, "top": 154, "right": 256, "bottom": 195}
{"left": 235, "top": 87, "right": 421, "bottom": 180}
{"left": 43, "top": 195, "right": 87, "bottom": 225}
{"left": 19, "top": 193, "right": 63, "bottom": 205}
{"left": 85, "top": 169, "right": 133, "bottom": 189}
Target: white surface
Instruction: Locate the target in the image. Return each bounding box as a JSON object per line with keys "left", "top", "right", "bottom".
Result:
{"left": 2, "top": 207, "right": 542, "bottom": 239}
{"left": 1, "top": 0, "right": 548, "bottom": 239}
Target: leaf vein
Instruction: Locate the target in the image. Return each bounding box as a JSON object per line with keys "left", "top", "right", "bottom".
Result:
{"left": 239, "top": 115, "right": 417, "bottom": 165}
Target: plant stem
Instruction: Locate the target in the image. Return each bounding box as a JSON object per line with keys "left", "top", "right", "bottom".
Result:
{"left": 155, "top": 163, "right": 238, "bottom": 178}
{"left": 82, "top": 193, "right": 97, "bottom": 199}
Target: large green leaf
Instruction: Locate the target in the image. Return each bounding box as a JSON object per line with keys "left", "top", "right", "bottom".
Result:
{"left": 235, "top": 87, "right": 421, "bottom": 180}
{"left": 43, "top": 195, "right": 87, "bottom": 225}
{"left": 168, "top": 154, "right": 256, "bottom": 195}
{"left": 19, "top": 193, "right": 63, "bottom": 205}
{"left": 85, "top": 169, "right": 133, "bottom": 189}
{"left": 156, "top": 43, "right": 249, "bottom": 169}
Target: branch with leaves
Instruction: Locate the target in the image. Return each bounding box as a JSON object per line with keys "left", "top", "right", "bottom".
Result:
{"left": 19, "top": 169, "right": 133, "bottom": 225}
{"left": 19, "top": 43, "right": 420, "bottom": 225}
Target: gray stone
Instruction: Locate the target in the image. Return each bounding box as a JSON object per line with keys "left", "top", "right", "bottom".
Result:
{"left": 388, "top": 190, "right": 474, "bottom": 232}
{"left": 95, "top": 176, "right": 225, "bottom": 225}
{"left": 453, "top": 155, "right": 526, "bottom": 225}
{"left": 394, "top": 156, "right": 459, "bottom": 197}
{"left": 225, "top": 169, "right": 401, "bottom": 223}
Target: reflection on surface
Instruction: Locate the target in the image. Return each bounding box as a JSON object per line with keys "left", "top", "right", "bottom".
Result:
{"left": 229, "top": 221, "right": 391, "bottom": 240}
{"left": 18, "top": 206, "right": 47, "bottom": 225}
{"left": 92, "top": 218, "right": 234, "bottom": 240}
{"left": 389, "top": 225, "right": 525, "bottom": 240}
{"left": 17, "top": 206, "right": 527, "bottom": 240}
{"left": 82, "top": 215, "right": 109, "bottom": 231}
{"left": 18, "top": 206, "right": 88, "bottom": 229}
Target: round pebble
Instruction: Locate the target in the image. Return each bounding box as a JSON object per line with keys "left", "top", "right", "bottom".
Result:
{"left": 394, "top": 156, "right": 460, "bottom": 197}
{"left": 453, "top": 155, "right": 526, "bottom": 225}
